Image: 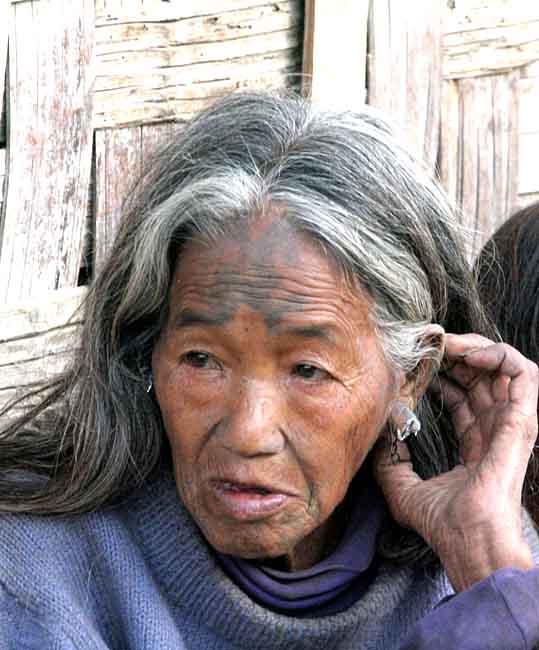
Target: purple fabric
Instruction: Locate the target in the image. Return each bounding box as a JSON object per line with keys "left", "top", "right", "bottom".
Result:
{"left": 217, "top": 473, "right": 386, "bottom": 616}
{"left": 402, "top": 568, "right": 539, "bottom": 649}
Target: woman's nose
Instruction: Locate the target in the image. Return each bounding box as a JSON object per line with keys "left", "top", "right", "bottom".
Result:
{"left": 217, "top": 381, "right": 286, "bottom": 457}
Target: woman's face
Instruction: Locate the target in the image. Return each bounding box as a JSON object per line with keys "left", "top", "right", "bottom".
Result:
{"left": 152, "top": 212, "right": 405, "bottom": 569}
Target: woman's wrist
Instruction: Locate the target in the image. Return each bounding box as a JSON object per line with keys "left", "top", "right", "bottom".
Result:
{"left": 438, "top": 529, "right": 534, "bottom": 592}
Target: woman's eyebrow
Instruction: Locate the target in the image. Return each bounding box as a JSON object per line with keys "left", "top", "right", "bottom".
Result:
{"left": 173, "top": 308, "right": 338, "bottom": 344}
{"left": 173, "top": 308, "right": 231, "bottom": 329}
{"left": 269, "top": 323, "right": 338, "bottom": 344}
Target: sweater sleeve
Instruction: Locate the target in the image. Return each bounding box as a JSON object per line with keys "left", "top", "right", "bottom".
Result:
{"left": 400, "top": 568, "right": 539, "bottom": 650}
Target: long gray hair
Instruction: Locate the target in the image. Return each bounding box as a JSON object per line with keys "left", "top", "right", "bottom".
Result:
{"left": 0, "top": 92, "right": 494, "bottom": 565}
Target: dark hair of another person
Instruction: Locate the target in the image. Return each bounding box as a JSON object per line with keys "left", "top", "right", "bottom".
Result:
{"left": 476, "top": 202, "right": 539, "bottom": 523}
{"left": 0, "top": 91, "right": 496, "bottom": 567}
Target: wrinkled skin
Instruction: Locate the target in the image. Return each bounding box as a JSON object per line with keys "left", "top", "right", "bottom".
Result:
{"left": 152, "top": 211, "right": 414, "bottom": 570}
{"left": 375, "top": 333, "right": 538, "bottom": 591}
{"left": 153, "top": 208, "right": 539, "bottom": 585}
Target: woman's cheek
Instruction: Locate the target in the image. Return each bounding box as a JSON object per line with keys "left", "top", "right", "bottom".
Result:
{"left": 170, "top": 365, "right": 227, "bottom": 409}
{"left": 286, "top": 375, "right": 341, "bottom": 411}
{"left": 156, "top": 369, "right": 224, "bottom": 448}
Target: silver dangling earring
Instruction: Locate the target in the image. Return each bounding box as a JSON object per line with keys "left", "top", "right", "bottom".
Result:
{"left": 396, "top": 407, "right": 421, "bottom": 442}
{"left": 146, "top": 374, "right": 153, "bottom": 393}
{"left": 390, "top": 403, "right": 421, "bottom": 464}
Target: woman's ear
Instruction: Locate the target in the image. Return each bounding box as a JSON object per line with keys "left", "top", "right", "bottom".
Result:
{"left": 398, "top": 324, "right": 445, "bottom": 404}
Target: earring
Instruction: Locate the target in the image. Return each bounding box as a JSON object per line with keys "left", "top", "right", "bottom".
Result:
{"left": 396, "top": 406, "right": 421, "bottom": 442}
{"left": 390, "top": 403, "right": 421, "bottom": 464}
{"left": 146, "top": 375, "right": 153, "bottom": 393}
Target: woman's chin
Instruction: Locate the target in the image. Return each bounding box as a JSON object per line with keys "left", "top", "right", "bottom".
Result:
{"left": 200, "top": 522, "right": 298, "bottom": 561}
{"left": 215, "top": 537, "right": 291, "bottom": 561}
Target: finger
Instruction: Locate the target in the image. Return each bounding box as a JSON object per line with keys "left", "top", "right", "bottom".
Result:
{"left": 445, "top": 340, "right": 538, "bottom": 423}
{"left": 437, "top": 376, "right": 476, "bottom": 434}
{"left": 435, "top": 376, "right": 485, "bottom": 462}
{"left": 445, "top": 361, "right": 495, "bottom": 410}
{"left": 441, "top": 334, "right": 497, "bottom": 406}
{"left": 373, "top": 438, "right": 422, "bottom": 530}
{"left": 492, "top": 373, "right": 511, "bottom": 403}
{"left": 443, "top": 333, "right": 496, "bottom": 360}
{"left": 459, "top": 344, "right": 538, "bottom": 415}
{"left": 463, "top": 349, "right": 538, "bottom": 472}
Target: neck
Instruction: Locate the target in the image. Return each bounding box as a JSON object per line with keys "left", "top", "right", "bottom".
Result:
{"left": 271, "top": 504, "right": 348, "bottom": 572}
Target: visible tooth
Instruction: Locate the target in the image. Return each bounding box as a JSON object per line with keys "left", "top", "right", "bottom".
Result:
{"left": 220, "top": 481, "right": 271, "bottom": 494}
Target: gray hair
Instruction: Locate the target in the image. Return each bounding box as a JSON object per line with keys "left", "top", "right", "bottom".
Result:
{"left": 0, "top": 92, "right": 495, "bottom": 566}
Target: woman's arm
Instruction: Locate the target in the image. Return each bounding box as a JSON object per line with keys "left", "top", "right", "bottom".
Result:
{"left": 401, "top": 568, "right": 539, "bottom": 649}
{"left": 376, "top": 333, "right": 538, "bottom": 586}
{"left": 375, "top": 333, "right": 539, "bottom": 648}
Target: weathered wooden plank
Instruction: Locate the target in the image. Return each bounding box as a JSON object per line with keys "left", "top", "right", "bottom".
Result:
{"left": 0, "top": 287, "right": 85, "bottom": 415}
{"left": 439, "top": 79, "right": 461, "bottom": 215}
{"left": 516, "top": 63, "right": 539, "bottom": 200}
{"left": 94, "top": 49, "right": 300, "bottom": 93}
{"left": 302, "top": 0, "right": 368, "bottom": 108}
{"left": 0, "top": 286, "right": 86, "bottom": 342}
{"left": 519, "top": 132, "right": 539, "bottom": 195}
{"left": 368, "top": 0, "right": 443, "bottom": 170}
{"left": 519, "top": 77, "right": 539, "bottom": 135}
{"left": 94, "top": 126, "right": 143, "bottom": 272}
{"left": 439, "top": 72, "right": 519, "bottom": 259}
{"left": 93, "top": 122, "right": 184, "bottom": 270}
{"left": 0, "top": 0, "right": 95, "bottom": 303}
{"left": 94, "top": 52, "right": 301, "bottom": 128}
{"left": 141, "top": 122, "right": 177, "bottom": 161}
{"left": 0, "top": 0, "right": 8, "bottom": 146}
{"left": 491, "top": 72, "right": 519, "bottom": 226}
{"left": 94, "top": 1, "right": 303, "bottom": 128}
{"left": 458, "top": 78, "right": 482, "bottom": 254}
{"left": 516, "top": 191, "right": 539, "bottom": 209}
{"left": 95, "top": 0, "right": 286, "bottom": 22}
{"left": 0, "top": 334, "right": 79, "bottom": 415}
{"left": 443, "top": 1, "right": 539, "bottom": 79}
{"left": 97, "top": 3, "right": 299, "bottom": 48}
{"left": 521, "top": 60, "right": 539, "bottom": 78}
{"left": 0, "top": 324, "right": 80, "bottom": 369}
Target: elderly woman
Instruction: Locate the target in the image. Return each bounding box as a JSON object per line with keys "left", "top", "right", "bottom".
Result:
{"left": 0, "top": 92, "right": 538, "bottom": 649}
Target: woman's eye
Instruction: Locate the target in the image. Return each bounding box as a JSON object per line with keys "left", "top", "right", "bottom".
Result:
{"left": 292, "top": 364, "right": 330, "bottom": 381}
{"left": 181, "top": 351, "right": 220, "bottom": 370}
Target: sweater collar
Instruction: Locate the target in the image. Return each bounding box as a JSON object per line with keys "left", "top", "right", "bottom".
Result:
{"left": 127, "top": 469, "right": 452, "bottom": 650}
{"left": 216, "top": 472, "right": 385, "bottom": 616}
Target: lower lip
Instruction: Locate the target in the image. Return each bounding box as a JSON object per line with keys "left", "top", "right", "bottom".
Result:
{"left": 210, "top": 483, "right": 290, "bottom": 520}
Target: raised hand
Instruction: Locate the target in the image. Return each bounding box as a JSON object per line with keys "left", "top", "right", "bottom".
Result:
{"left": 375, "top": 333, "right": 539, "bottom": 591}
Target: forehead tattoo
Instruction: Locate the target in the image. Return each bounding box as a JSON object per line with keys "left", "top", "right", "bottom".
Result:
{"left": 173, "top": 213, "right": 343, "bottom": 332}
{"left": 173, "top": 266, "right": 313, "bottom": 331}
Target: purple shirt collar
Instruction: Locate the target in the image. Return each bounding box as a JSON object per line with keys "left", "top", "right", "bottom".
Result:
{"left": 217, "top": 471, "right": 386, "bottom": 616}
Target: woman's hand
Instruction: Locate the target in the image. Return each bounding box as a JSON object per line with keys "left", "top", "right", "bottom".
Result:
{"left": 374, "top": 333, "right": 539, "bottom": 592}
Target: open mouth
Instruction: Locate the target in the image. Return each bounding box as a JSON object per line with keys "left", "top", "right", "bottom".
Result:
{"left": 209, "top": 479, "right": 292, "bottom": 520}
{"left": 219, "top": 481, "right": 273, "bottom": 495}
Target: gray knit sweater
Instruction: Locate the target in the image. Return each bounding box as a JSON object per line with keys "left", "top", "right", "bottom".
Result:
{"left": 0, "top": 472, "right": 537, "bottom": 650}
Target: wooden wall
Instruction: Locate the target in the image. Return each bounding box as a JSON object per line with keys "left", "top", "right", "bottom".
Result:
{"left": 440, "top": 0, "right": 539, "bottom": 256}
{"left": 303, "top": 0, "right": 539, "bottom": 259}
{"left": 1, "top": 0, "right": 538, "bottom": 410}
{"left": 518, "top": 60, "right": 539, "bottom": 207}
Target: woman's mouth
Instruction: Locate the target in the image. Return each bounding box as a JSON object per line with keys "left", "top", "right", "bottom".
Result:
{"left": 209, "top": 479, "right": 292, "bottom": 521}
